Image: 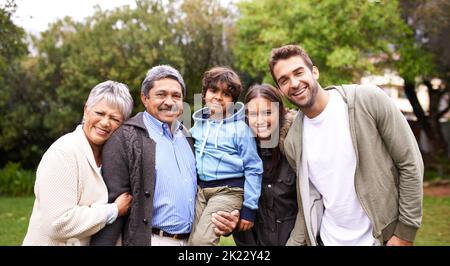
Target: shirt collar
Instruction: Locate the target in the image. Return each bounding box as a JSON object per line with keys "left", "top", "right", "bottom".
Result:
{"left": 143, "top": 111, "right": 183, "bottom": 137}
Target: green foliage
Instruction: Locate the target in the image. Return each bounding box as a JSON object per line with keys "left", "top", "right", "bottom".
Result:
{"left": 399, "top": 0, "right": 450, "bottom": 78}
{"left": 1, "top": 0, "right": 234, "bottom": 169}
{"left": 177, "top": 0, "right": 235, "bottom": 103}
{"left": 0, "top": 1, "right": 30, "bottom": 160}
{"left": 233, "top": 0, "right": 435, "bottom": 86}
{"left": 33, "top": 2, "right": 185, "bottom": 138}
{"left": 0, "top": 1, "right": 27, "bottom": 74}
{"left": 3, "top": 0, "right": 439, "bottom": 169}
{"left": 424, "top": 157, "right": 450, "bottom": 181}
{"left": 0, "top": 163, "right": 35, "bottom": 197}
{"left": 395, "top": 41, "right": 435, "bottom": 83}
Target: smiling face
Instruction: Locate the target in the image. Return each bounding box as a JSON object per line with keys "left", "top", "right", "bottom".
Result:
{"left": 140, "top": 78, "right": 184, "bottom": 127}
{"left": 83, "top": 99, "right": 123, "bottom": 148}
{"left": 273, "top": 56, "right": 321, "bottom": 110}
{"left": 246, "top": 97, "right": 280, "bottom": 141}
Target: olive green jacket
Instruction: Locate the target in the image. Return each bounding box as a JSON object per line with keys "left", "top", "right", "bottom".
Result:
{"left": 284, "top": 84, "right": 423, "bottom": 246}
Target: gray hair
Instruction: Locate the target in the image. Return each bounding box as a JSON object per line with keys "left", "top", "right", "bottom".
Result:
{"left": 141, "top": 65, "right": 186, "bottom": 97}
{"left": 85, "top": 80, "right": 134, "bottom": 120}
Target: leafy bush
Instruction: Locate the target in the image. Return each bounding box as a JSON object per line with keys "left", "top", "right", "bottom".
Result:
{"left": 424, "top": 157, "right": 450, "bottom": 181}
{"left": 0, "top": 162, "right": 35, "bottom": 196}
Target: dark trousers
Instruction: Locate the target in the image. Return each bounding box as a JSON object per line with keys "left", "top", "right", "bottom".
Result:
{"left": 316, "top": 234, "right": 325, "bottom": 246}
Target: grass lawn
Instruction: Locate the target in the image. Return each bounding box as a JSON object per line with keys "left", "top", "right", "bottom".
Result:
{"left": 415, "top": 196, "right": 450, "bottom": 246}
{"left": 0, "top": 197, "right": 34, "bottom": 245}
{"left": 1, "top": 196, "right": 449, "bottom": 246}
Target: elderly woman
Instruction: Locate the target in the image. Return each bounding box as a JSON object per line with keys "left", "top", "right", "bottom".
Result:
{"left": 233, "top": 83, "right": 299, "bottom": 246}
{"left": 23, "top": 80, "right": 134, "bottom": 246}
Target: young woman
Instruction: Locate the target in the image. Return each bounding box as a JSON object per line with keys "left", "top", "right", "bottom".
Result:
{"left": 233, "top": 83, "right": 298, "bottom": 246}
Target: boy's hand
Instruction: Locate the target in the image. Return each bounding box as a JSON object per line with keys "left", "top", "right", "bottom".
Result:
{"left": 238, "top": 219, "right": 254, "bottom": 232}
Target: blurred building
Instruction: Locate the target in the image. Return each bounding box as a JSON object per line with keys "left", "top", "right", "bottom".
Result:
{"left": 362, "top": 70, "right": 426, "bottom": 120}
{"left": 361, "top": 70, "right": 450, "bottom": 156}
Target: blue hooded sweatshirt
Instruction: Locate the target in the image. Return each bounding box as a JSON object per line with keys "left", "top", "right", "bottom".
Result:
{"left": 190, "top": 102, "right": 263, "bottom": 221}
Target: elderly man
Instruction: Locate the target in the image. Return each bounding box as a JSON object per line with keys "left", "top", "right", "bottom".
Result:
{"left": 90, "top": 65, "right": 238, "bottom": 246}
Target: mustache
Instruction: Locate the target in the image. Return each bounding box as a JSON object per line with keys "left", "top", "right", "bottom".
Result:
{"left": 158, "top": 105, "right": 181, "bottom": 113}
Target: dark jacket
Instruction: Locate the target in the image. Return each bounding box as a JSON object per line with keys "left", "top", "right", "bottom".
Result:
{"left": 233, "top": 109, "right": 298, "bottom": 246}
{"left": 90, "top": 112, "right": 155, "bottom": 246}
{"left": 90, "top": 112, "right": 193, "bottom": 246}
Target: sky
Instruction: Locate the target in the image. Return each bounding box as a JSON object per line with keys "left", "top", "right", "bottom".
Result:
{"left": 4, "top": 0, "right": 137, "bottom": 35}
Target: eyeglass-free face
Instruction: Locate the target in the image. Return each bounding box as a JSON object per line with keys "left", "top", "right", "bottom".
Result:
{"left": 141, "top": 78, "right": 184, "bottom": 127}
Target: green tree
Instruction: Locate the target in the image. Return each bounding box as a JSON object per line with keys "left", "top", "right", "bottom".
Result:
{"left": 175, "top": 0, "right": 235, "bottom": 104}
{"left": 234, "top": 0, "right": 433, "bottom": 85}
{"left": 0, "top": 0, "right": 186, "bottom": 168}
{"left": 1, "top": 0, "right": 236, "bottom": 169}
{"left": 0, "top": 0, "right": 42, "bottom": 168}
{"left": 32, "top": 0, "right": 185, "bottom": 140}
{"left": 32, "top": 0, "right": 235, "bottom": 137}
{"left": 233, "top": 0, "right": 448, "bottom": 157}
{"left": 0, "top": 1, "right": 26, "bottom": 76}
{"left": 398, "top": 0, "right": 450, "bottom": 158}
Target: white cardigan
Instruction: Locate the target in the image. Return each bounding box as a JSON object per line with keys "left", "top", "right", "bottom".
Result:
{"left": 23, "top": 125, "right": 110, "bottom": 246}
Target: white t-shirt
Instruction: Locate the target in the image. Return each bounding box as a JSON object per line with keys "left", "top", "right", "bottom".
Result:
{"left": 302, "top": 90, "right": 376, "bottom": 246}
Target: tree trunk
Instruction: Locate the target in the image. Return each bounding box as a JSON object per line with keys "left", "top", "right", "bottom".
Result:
{"left": 404, "top": 79, "right": 448, "bottom": 158}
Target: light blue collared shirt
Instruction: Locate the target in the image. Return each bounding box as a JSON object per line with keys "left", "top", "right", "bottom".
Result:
{"left": 143, "top": 111, "right": 197, "bottom": 234}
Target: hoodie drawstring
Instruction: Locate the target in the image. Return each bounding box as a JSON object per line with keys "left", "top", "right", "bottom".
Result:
{"left": 199, "top": 120, "right": 211, "bottom": 157}
{"left": 214, "top": 120, "right": 224, "bottom": 149}
{"left": 199, "top": 120, "right": 225, "bottom": 156}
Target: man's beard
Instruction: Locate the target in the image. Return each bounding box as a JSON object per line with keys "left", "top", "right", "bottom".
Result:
{"left": 288, "top": 81, "right": 319, "bottom": 109}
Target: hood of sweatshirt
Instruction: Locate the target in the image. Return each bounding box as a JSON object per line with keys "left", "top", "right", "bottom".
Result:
{"left": 192, "top": 102, "right": 245, "bottom": 156}
{"left": 189, "top": 101, "right": 263, "bottom": 215}
{"left": 192, "top": 102, "right": 245, "bottom": 123}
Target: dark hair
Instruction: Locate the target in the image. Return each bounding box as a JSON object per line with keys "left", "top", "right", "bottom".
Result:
{"left": 244, "top": 83, "right": 286, "bottom": 179}
{"left": 201, "top": 66, "right": 242, "bottom": 102}
{"left": 268, "top": 44, "right": 314, "bottom": 87}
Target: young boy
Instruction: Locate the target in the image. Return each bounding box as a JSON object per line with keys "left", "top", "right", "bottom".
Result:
{"left": 188, "top": 66, "right": 263, "bottom": 246}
